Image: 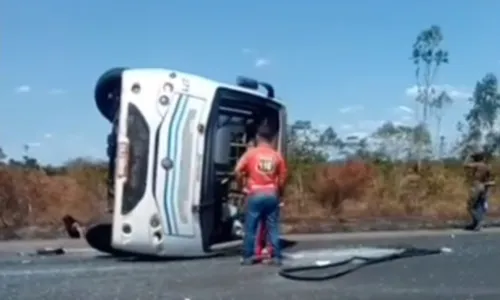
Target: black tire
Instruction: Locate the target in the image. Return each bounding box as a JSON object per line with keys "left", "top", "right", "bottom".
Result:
{"left": 85, "top": 222, "right": 135, "bottom": 257}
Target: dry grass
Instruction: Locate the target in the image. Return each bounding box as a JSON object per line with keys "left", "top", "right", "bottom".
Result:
{"left": 284, "top": 161, "right": 500, "bottom": 220}
{"left": 0, "top": 160, "right": 498, "bottom": 238}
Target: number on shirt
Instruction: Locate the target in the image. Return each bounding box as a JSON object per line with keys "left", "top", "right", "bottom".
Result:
{"left": 257, "top": 157, "right": 276, "bottom": 174}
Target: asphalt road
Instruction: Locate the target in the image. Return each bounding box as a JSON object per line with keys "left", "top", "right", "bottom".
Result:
{"left": 1, "top": 229, "right": 499, "bottom": 300}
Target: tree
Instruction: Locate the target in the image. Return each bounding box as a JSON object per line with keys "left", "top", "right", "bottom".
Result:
{"left": 339, "top": 135, "right": 370, "bottom": 159}
{"left": 438, "top": 135, "right": 447, "bottom": 158}
{"left": 411, "top": 123, "right": 433, "bottom": 159}
{"left": 371, "top": 122, "right": 432, "bottom": 161}
{"left": 287, "top": 121, "right": 347, "bottom": 163}
{"left": 287, "top": 120, "right": 328, "bottom": 164}
{"left": 0, "top": 147, "right": 6, "bottom": 163}
{"left": 411, "top": 25, "right": 449, "bottom": 159}
{"left": 431, "top": 91, "right": 453, "bottom": 157}
{"left": 458, "top": 73, "right": 500, "bottom": 157}
{"left": 8, "top": 156, "right": 41, "bottom": 169}
{"left": 318, "top": 126, "right": 345, "bottom": 158}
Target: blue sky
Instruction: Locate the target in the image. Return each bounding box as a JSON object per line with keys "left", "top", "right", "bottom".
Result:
{"left": 2, "top": 0, "right": 500, "bottom": 165}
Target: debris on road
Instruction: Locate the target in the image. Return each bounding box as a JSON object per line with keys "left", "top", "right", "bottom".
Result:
{"left": 17, "top": 247, "right": 66, "bottom": 257}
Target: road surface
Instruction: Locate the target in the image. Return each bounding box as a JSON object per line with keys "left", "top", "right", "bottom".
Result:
{"left": 0, "top": 229, "right": 499, "bottom": 300}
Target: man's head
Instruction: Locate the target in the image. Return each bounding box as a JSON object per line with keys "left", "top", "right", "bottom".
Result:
{"left": 471, "top": 151, "right": 486, "bottom": 162}
{"left": 255, "top": 123, "right": 275, "bottom": 145}
{"left": 247, "top": 139, "right": 256, "bottom": 149}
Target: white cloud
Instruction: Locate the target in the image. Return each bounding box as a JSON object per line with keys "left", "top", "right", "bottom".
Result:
{"left": 339, "top": 105, "right": 364, "bottom": 114}
{"left": 15, "top": 85, "right": 31, "bottom": 93}
{"left": 49, "top": 88, "right": 66, "bottom": 95}
{"left": 44, "top": 133, "right": 53, "bottom": 139}
{"left": 405, "top": 84, "right": 471, "bottom": 100}
{"left": 397, "top": 105, "right": 414, "bottom": 114}
{"left": 254, "top": 58, "right": 270, "bottom": 68}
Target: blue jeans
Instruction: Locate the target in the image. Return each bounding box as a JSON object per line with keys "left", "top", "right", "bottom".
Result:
{"left": 242, "top": 193, "right": 281, "bottom": 260}
{"left": 468, "top": 183, "right": 489, "bottom": 229}
{"left": 470, "top": 194, "right": 488, "bottom": 227}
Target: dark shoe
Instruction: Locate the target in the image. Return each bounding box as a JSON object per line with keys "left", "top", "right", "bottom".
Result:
{"left": 464, "top": 221, "right": 478, "bottom": 231}
{"left": 464, "top": 224, "right": 474, "bottom": 231}
{"left": 464, "top": 223, "right": 482, "bottom": 231}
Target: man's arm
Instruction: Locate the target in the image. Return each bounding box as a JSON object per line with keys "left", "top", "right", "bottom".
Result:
{"left": 463, "top": 153, "right": 473, "bottom": 168}
{"left": 485, "top": 168, "right": 495, "bottom": 186}
{"left": 464, "top": 162, "right": 482, "bottom": 168}
{"left": 234, "top": 150, "right": 251, "bottom": 187}
{"left": 463, "top": 153, "right": 483, "bottom": 168}
{"left": 276, "top": 154, "right": 288, "bottom": 197}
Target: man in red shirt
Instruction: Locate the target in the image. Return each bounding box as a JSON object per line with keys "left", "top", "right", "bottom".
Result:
{"left": 234, "top": 124, "right": 287, "bottom": 266}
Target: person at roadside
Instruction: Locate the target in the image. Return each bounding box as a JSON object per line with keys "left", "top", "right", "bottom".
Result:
{"left": 463, "top": 151, "right": 495, "bottom": 231}
{"left": 234, "top": 124, "right": 287, "bottom": 266}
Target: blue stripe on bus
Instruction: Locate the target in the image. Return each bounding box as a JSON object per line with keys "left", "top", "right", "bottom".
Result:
{"left": 169, "top": 96, "right": 189, "bottom": 234}
{"left": 163, "top": 94, "right": 184, "bottom": 235}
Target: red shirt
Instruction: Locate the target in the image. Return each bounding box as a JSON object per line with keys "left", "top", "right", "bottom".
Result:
{"left": 235, "top": 144, "right": 287, "bottom": 196}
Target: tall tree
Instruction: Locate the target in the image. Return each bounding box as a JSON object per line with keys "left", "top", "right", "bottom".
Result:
{"left": 459, "top": 73, "right": 500, "bottom": 157}
{"left": 411, "top": 25, "right": 449, "bottom": 159}
{"left": 431, "top": 91, "right": 453, "bottom": 157}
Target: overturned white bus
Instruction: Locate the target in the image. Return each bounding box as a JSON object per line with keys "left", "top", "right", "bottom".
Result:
{"left": 86, "top": 68, "right": 287, "bottom": 257}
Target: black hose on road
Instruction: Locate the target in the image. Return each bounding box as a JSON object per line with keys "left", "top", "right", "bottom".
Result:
{"left": 279, "top": 246, "right": 451, "bottom": 281}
